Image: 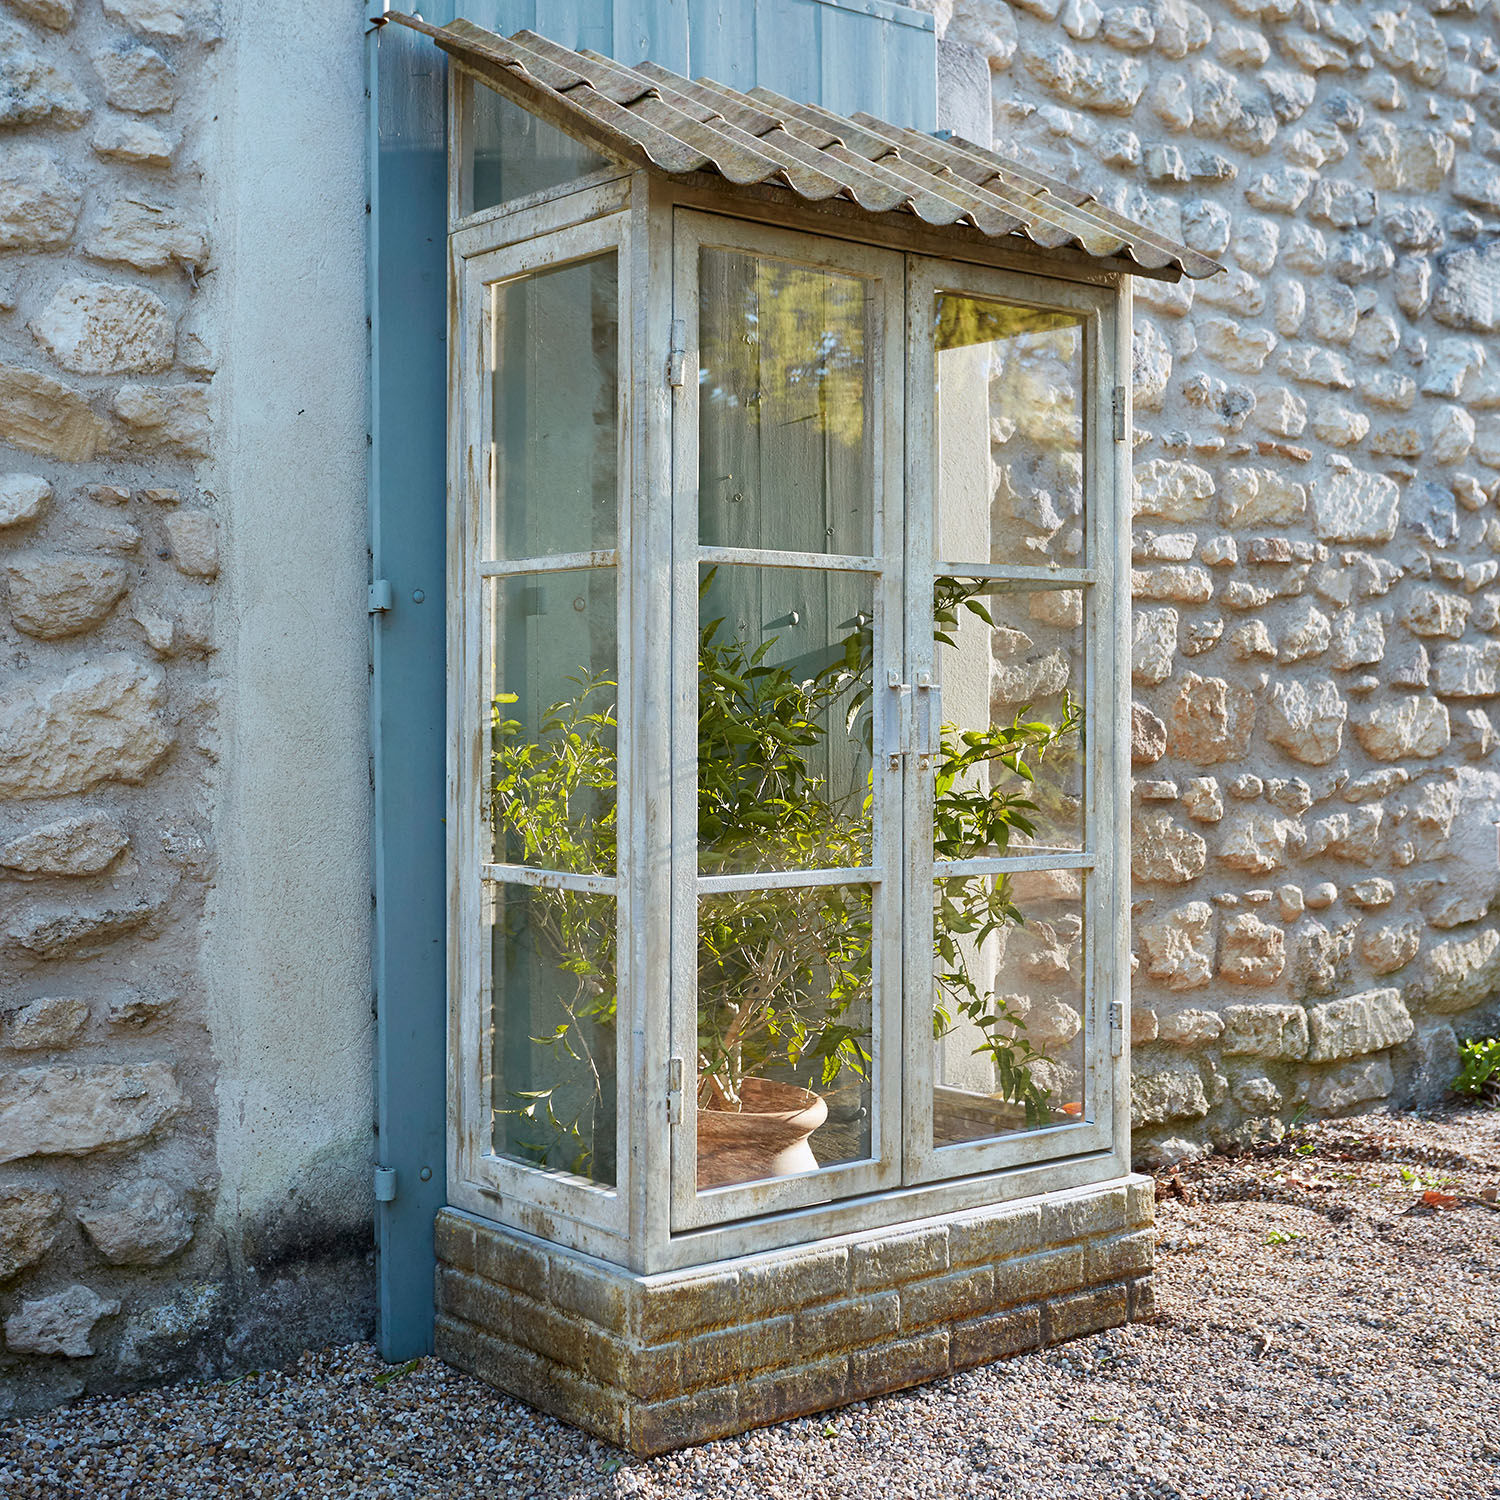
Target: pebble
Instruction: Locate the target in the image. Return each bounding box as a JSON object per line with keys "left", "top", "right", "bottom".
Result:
{"left": 0, "top": 1107, "right": 1495, "bottom": 1499}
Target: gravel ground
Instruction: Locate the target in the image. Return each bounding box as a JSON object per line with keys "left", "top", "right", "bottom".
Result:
{"left": 2, "top": 1105, "right": 1497, "bottom": 1500}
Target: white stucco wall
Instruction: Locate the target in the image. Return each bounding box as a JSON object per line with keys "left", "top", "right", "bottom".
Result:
{"left": 206, "top": 2, "right": 374, "bottom": 1261}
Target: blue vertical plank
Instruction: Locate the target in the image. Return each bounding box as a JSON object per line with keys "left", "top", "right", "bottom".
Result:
{"left": 368, "top": 12, "right": 451, "bottom": 1361}
{"left": 876, "top": 5, "right": 935, "bottom": 129}
{"left": 687, "top": 0, "right": 757, "bottom": 89}
{"left": 614, "top": 0, "right": 690, "bottom": 69}
{"left": 755, "top": 0, "right": 819, "bottom": 105}
{"left": 818, "top": 1, "right": 885, "bottom": 119}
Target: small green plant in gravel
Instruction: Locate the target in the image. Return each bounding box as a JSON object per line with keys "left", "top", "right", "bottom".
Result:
{"left": 1452, "top": 1036, "right": 1500, "bottom": 1106}
{"left": 1265, "top": 1229, "right": 1302, "bottom": 1247}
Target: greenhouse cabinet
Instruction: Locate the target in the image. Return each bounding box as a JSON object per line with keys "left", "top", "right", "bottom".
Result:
{"left": 388, "top": 11, "right": 1217, "bottom": 1454}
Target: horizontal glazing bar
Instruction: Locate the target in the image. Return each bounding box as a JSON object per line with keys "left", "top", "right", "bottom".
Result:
{"left": 697, "top": 865, "right": 879, "bottom": 895}
{"left": 479, "top": 551, "right": 619, "bottom": 576}
{"left": 933, "top": 563, "right": 1095, "bottom": 586}
{"left": 934, "top": 851, "right": 1094, "bottom": 878}
{"left": 477, "top": 1151, "right": 621, "bottom": 1197}
{"left": 482, "top": 862, "right": 618, "bottom": 895}
{"left": 697, "top": 545, "right": 882, "bottom": 575}
{"left": 933, "top": 1116, "right": 1093, "bottom": 1152}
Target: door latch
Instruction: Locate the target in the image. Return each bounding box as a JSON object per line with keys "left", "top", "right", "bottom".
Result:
{"left": 888, "top": 674, "right": 911, "bottom": 770}
{"left": 666, "top": 1057, "right": 685, "bottom": 1124}
{"left": 1108, "top": 1001, "right": 1125, "bottom": 1057}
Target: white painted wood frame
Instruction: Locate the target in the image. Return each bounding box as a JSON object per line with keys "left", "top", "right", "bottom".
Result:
{"left": 447, "top": 208, "right": 637, "bottom": 1260}
{"left": 667, "top": 210, "right": 909, "bottom": 1234}
{"left": 901, "top": 256, "right": 1121, "bottom": 1186}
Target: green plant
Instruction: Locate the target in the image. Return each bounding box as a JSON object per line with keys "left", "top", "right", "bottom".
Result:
{"left": 489, "top": 573, "right": 1081, "bottom": 1170}
{"left": 490, "top": 670, "right": 620, "bottom": 1177}
{"left": 1453, "top": 1036, "right": 1500, "bottom": 1105}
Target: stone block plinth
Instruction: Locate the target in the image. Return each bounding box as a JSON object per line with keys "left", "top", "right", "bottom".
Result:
{"left": 435, "top": 1176, "right": 1155, "bottom": 1454}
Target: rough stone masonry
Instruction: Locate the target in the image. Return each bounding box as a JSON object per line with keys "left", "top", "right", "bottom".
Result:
{"left": 921, "top": 0, "right": 1500, "bottom": 1162}
{"left": 0, "top": 0, "right": 373, "bottom": 1416}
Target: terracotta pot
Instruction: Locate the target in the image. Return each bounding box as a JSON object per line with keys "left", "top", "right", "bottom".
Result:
{"left": 696, "top": 1077, "right": 828, "bottom": 1191}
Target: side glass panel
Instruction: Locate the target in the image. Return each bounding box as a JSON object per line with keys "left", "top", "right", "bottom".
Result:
{"left": 489, "top": 252, "right": 618, "bottom": 560}
{"left": 473, "top": 239, "right": 623, "bottom": 1199}
{"left": 489, "top": 884, "right": 618, "bottom": 1184}
{"left": 933, "top": 582, "right": 1085, "bottom": 856}
{"left": 698, "top": 249, "right": 876, "bottom": 557}
{"left": 933, "top": 871, "right": 1086, "bottom": 1146}
{"left": 488, "top": 572, "right": 617, "bottom": 872}
{"left": 934, "top": 295, "right": 1087, "bottom": 569}
{"left": 698, "top": 564, "right": 875, "bottom": 876}
{"left": 468, "top": 81, "right": 610, "bottom": 213}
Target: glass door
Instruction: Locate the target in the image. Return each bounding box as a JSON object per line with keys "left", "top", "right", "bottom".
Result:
{"left": 669, "top": 213, "right": 906, "bottom": 1231}
{"left": 903, "top": 258, "right": 1118, "bottom": 1183}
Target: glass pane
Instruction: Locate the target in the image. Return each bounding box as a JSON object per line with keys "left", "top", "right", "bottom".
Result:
{"left": 489, "top": 883, "right": 617, "bottom": 1185}
{"left": 934, "top": 295, "right": 1087, "bottom": 568}
{"left": 698, "top": 249, "right": 876, "bottom": 557}
{"left": 698, "top": 564, "right": 875, "bottom": 876}
{"left": 932, "top": 870, "right": 1086, "bottom": 1148}
{"left": 934, "top": 581, "right": 1085, "bottom": 857}
{"left": 489, "top": 252, "right": 617, "bottom": 560}
{"left": 469, "top": 82, "right": 610, "bottom": 212}
{"left": 696, "top": 883, "right": 874, "bottom": 1190}
{"left": 489, "top": 571, "right": 617, "bottom": 872}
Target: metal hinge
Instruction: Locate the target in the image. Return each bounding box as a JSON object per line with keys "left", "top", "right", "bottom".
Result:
{"left": 374, "top": 1166, "right": 397, "bottom": 1202}
{"left": 1108, "top": 1001, "right": 1125, "bottom": 1057}
{"left": 667, "top": 318, "right": 686, "bottom": 388}
{"left": 666, "top": 1057, "right": 685, "bottom": 1124}
{"left": 368, "top": 579, "right": 393, "bottom": 614}
{"left": 1111, "top": 385, "right": 1127, "bottom": 443}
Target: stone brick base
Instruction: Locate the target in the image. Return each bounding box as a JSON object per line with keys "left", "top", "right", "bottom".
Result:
{"left": 434, "top": 1176, "right": 1155, "bottom": 1454}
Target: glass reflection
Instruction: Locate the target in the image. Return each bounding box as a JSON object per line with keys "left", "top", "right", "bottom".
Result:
{"left": 696, "top": 883, "right": 874, "bottom": 1189}
{"left": 490, "top": 252, "right": 618, "bottom": 560}
{"left": 489, "top": 884, "right": 617, "bottom": 1185}
{"left": 932, "top": 871, "right": 1086, "bottom": 1147}
{"left": 469, "top": 83, "right": 609, "bottom": 212}
{"left": 699, "top": 248, "right": 876, "bottom": 557}
{"left": 935, "top": 295, "right": 1086, "bottom": 568}
{"left": 698, "top": 565, "right": 875, "bottom": 875}
{"left": 489, "top": 572, "right": 617, "bottom": 872}
{"left": 933, "top": 581, "right": 1084, "bottom": 856}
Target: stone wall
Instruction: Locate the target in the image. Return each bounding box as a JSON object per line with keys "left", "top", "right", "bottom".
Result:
{"left": 932, "top": 0, "right": 1500, "bottom": 1160}
{"left": 0, "top": 0, "right": 374, "bottom": 1412}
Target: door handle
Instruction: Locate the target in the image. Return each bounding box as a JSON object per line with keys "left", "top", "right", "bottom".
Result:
{"left": 887, "top": 676, "right": 911, "bottom": 769}
{"left": 915, "top": 673, "right": 939, "bottom": 770}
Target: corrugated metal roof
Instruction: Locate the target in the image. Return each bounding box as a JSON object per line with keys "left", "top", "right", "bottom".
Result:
{"left": 384, "top": 12, "right": 1220, "bottom": 280}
